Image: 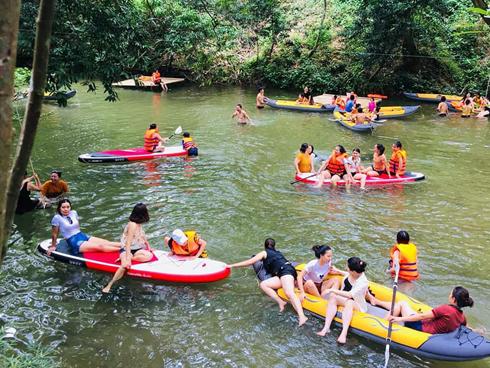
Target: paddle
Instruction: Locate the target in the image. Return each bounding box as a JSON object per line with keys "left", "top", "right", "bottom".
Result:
{"left": 168, "top": 126, "right": 183, "bottom": 140}
{"left": 383, "top": 260, "right": 400, "bottom": 368}
{"left": 290, "top": 173, "right": 318, "bottom": 185}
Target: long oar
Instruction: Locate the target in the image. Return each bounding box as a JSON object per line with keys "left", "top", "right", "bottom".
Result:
{"left": 383, "top": 261, "right": 400, "bottom": 368}
{"left": 290, "top": 173, "right": 318, "bottom": 185}
{"left": 168, "top": 126, "right": 183, "bottom": 140}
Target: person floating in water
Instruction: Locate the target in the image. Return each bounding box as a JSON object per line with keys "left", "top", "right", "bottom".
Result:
{"left": 40, "top": 170, "right": 69, "bottom": 206}
{"left": 144, "top": 123, "right": 169, "bottom": 152}
{"left": 232, "top": 104, "right": 251, "bottom": 124}
{"left": 16, "top": 171, "right": 42, "bottom": 214}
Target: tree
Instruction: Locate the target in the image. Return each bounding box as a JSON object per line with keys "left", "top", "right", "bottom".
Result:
{"left": 0, "top": 0, "right": 57, "bottom": 264}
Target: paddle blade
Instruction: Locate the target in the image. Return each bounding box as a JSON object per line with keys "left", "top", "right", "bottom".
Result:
{"left": 383, "top": 344, "right": 390, "bottom": 368}
{"left": 175, "top": 126, "right": 183, "bottom": 135}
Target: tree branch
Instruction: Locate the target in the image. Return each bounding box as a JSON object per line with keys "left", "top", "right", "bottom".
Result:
{"left": 472, "top": 0, "right": 490, "bottom": 26}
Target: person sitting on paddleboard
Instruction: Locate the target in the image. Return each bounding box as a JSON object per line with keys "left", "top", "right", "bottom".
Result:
{"left": 102, "top": 203, "right": 154, "bottom": 293}
{"left": 256, "top": 87, "right": 267, "bottom": 109}
{"left": 294, "top": 143, "right": 315, "bottom": 175}
{"left": 165, "top": 229, "right": 207, "bottom": 258}
{"left": 343, "top": 148, "right": 367, "bottom": 189}
{"left": 388, "top": 286, "right": 475, "bottom": 335}
{"left": 297, "top": 86, "right": 314, "bottom": 105}
{"left": 314, "top": 145, "right": 348, "bottom": 187}
{"left": 48, "top": 199, "right": 120, "bottom": 256}
{"left": 40, "top": 170, "right": 69, "bottom": 202}
{"left": 387, "top": 230, "right": 419, "bottom": 282}
{"left": 317, "top": 257, "right": 369, "bottom": 343}
{"left": 182, "top": 132, "right": 198, "bottom": 156}
{"left": 229, "top": 238, "right": 308, "bottom": 327}
{"left": 437, "top": 96, "right": 449, "bottom": 116}
{"left": 232, "top": 104, "right": 251, "bottom": 124}
{"left": 389, "top": 141, "right": 407, "bottom": 178}
{"left": 297, "top": 245, "right": 344, "bottom": 301}
{"left": 363, "top": 144, "right": 391, "bottom": 178}
{"left": 144, "top": 123, "right": 168, "bottom": 152}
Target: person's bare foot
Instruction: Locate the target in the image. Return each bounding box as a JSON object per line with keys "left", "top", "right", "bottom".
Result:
{"left": 337, "top": 335, "right": 347, "bottom": 344}
{"left": 298, "top": 316, "right": 308, "bottom": 326}
{"left": 102, "top": 286, "right": 111, "bottom": 294}
{"left": 316, "top": 328, "right": 330, "bottom": 336}
{"left": 278, "top": 300, "right": 287, "bottom": 312}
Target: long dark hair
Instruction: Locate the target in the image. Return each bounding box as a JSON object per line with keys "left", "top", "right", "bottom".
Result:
{"left": 129, "top": 203, "right": 150, "bottom": 224}
{"left": 57, "top": 198, "right": 72, "bottom": 215}
{"left": 375, "top": 144, "right": 385, "bottom": 155}
{"left": 312, "top": 245, "right": 331, "bottom": 259}
{"left": 347, "top": 257, "right": 367, "bottom": 273}
{"left": 452, "top": 286, "right": 474, "bottom": 309}
{"left": 264, "top": 238, "right": 276, "bottom": 250}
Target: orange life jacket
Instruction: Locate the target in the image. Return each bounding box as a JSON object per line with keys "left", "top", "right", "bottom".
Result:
{"left": 152, "top": 71, "right": 161, "bottom": 83}
{"left": 182, "top": 137, "right": 195, "bottom": 151}
{"left": 170, "top": 230, "right": 201, "bottom": 256}
{"left": 326, "top": 153, "right": 348, "bottom": 175}
{"left": 389, "top": 149, "right": 407, "bottom": 175}
{"left": 390, "top": 243, "right": 419, "bottom": 281}
{"left": 144, "top": 129, "right": 159, "bottom": 152}
{"left": 335, "top": 97, "right": 345, "bottom": 109}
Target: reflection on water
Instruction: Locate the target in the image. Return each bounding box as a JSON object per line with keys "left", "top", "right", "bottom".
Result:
{"left": 3, "top": 86, "right": 490, "bottom": 367}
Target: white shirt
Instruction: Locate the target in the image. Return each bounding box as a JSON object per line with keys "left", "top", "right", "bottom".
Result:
{"left": 51, "top": 210, "right": 80, "bottom": 239}
{"left": 303, "top": 259, "right": 331, "bottom": 284}
{"left": 345, "top": 273, "right": 369, "bottom": 313}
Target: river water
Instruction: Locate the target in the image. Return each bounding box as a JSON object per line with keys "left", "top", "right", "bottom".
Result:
{"left": 3, "top": 86, "right": 490, "bottom": 367}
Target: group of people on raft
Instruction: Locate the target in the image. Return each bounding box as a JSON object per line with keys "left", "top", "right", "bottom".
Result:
{"left": 229, "top": 233, "right": 477, "bottom": 344}
{"left": 294, "top": 141, "right": 407, "bottom": 189}
{"left": 46, "top": 200, "right": 207, "bottom": 293}
{"left": 437, "top": 92, "right": 490, "bottom": 118}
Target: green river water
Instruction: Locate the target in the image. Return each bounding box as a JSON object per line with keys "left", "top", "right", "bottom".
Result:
{"left": 3, "top": 85, "right": 490, "bottom": 368}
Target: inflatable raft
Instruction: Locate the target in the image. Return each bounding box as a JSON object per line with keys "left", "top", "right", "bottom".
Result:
{"left": 294, "top": 171, "right": 425, "bottom": 186}
{"left": 266, "top": 98, "right": 335, "bottom": 112}
{"left": 44, "top": 90, "right": 77, "bottom": 101}
{"left": 332, "top": 109, "right": 378, "bottom": 132}
{"left": 276, "top": 266, "right": 490, "bottom": 361}
{"left": 78, "top": 145, "right": 189, "bottom": 163}
{"left": 38, "top": 239, "right": 230, "bottom": 283}
{"left": 403, "top": 92, "right": 462, "bottom": 103}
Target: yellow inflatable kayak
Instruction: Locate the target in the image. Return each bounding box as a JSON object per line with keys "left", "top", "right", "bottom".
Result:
{"left": 276, "top": 266, "right": 490, "bottom": 361}
{"left": 404, "top": 92, "right": 462, "bottom": 103}
{"left": 265, "top": 98, "right": 335, "bottom": 112}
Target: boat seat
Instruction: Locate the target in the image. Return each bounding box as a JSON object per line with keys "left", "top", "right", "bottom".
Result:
{"left": 366, "top": 304, "right": 405, "bottom": 326}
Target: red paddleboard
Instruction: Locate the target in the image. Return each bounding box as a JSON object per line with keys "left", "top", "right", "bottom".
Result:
{"left": 294, "top": 171, "right": 425, "bottom": 186}
{"left": 38, "top": 239, "right": 230, "bottom": 283}
{"left": 78, "top": 146, "right": 189, "bottom": 163}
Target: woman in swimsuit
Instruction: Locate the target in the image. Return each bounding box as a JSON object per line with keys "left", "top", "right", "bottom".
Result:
{"left": 363, "top": 144, "right": 391, "bottom": 178}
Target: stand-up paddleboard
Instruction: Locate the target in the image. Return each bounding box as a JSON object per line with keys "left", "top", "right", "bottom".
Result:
{"left": 38, "top": 239, "right": 230, "bottom": 283}
{"left": 294, "top": 171, "right": 425, "bottom": 186}
{"left": 78, "top": 145, "right": 189, "bottom": 163}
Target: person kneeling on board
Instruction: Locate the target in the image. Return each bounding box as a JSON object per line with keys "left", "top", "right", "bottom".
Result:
{"left": 165, "top": 229, "right": 207, "bottom": 258}
{"left": 182, "top": 132, "right": 199, "bottom": 156}
{"left": 102, "top": 203, "right": 154, "bottom": 293}
{"left": 144, "top": 123, "right": 169, "bottom": 152}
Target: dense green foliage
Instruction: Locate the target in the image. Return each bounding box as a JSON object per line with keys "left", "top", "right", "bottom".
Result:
{"left": 17, "top": 0, "right": 490, "bottom": 96}
{"left": 14, "top": 68, "right": 31, "bottom": 90}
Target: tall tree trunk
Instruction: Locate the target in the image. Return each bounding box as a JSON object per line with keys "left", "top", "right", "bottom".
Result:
{"left": 472, "top": 0, "right": 490, "bottom": 26}
{"left": 0, "top": 0, "right": 57, "bottom": 264}
{"left": 308, "top": 0, "right": 327, "bottom": 58}
{"left": 0, "top": 0, "right": 22, "bottom": 263}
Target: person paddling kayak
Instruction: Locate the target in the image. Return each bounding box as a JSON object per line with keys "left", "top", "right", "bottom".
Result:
{"left": 144, "top": 123, "right": 169, "bottom": 152}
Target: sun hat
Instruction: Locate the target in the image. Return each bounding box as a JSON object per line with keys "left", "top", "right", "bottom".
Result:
{"left": 172, "top": 229, "right": 188, "bottom": 245}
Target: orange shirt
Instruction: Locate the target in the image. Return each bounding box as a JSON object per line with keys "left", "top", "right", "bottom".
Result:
{"left": 40, "top": 180, "right": 69, "bottom": 198}
{"left": 296, "top": 152, "right": 313, "bottom": 173}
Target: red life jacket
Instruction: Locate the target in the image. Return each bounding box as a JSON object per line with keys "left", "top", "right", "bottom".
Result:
{"left": 327, "top": 153, "right": 348, "bottom": 175}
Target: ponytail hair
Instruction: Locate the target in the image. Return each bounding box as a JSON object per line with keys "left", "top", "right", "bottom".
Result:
{"left": 347, "top": 256, "right": 367, "bottom": 273}
{"left": 311, "top": 244, "right": 331, "bottom": 259}
{"left": 452, "top": 286, "right": 474, "bottom": 309}
{"left": 264, "top": 238, "right": 276, "bottom": 250}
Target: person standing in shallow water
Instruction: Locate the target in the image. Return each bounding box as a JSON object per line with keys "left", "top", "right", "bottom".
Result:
{"left": 229, "top": 238, "right": 308, "bottom": 326}
{"left": 256, "top": 87, "right": 267, "bottom": 108}
{"left": 232, "top": 104, "right": 251, "bottom": 124}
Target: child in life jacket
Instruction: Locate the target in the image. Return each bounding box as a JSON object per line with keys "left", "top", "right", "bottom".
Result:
{"left": 388, "top": 230, "right": 419, "bottom": 282}
{"left": 182, "top": 132, "right": 198, "bottom": 156}
{"left": 165, "top": 229, "right": 207, "bottom": 258}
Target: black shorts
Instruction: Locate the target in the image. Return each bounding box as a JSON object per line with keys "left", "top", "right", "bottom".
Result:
{"left": 187, "top": 147, "right": 198, "bottom": 156}
{"left": 120, "top": 248, "right": 143, "bottom": 255}
{"left": 405, "top": 320, "right": 423, "bottom": 331}
{"left": 257, "top": 105, "right": 265, "bottom": 109}
{"left": 276, "top": 264, "right": 297, "bottom": 278}
{"left": 328, "top": 171, "right": 346, "bottom": 178}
